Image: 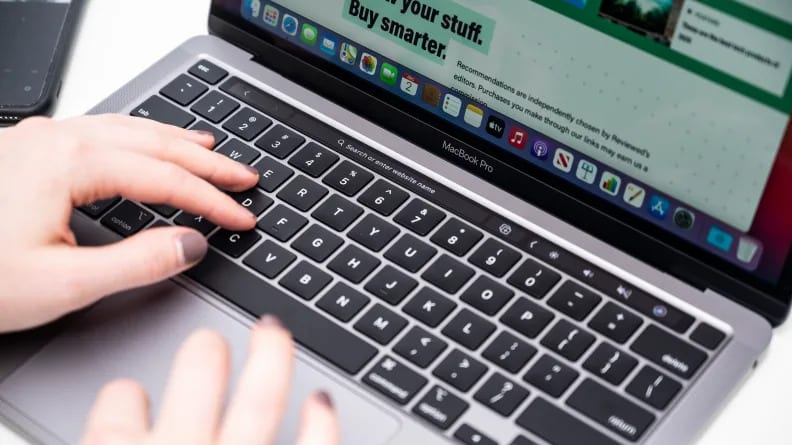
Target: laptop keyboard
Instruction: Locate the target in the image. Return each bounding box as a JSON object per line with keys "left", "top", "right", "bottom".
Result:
{"left": 79, "top": 59, "right": 729, "bottom": 445}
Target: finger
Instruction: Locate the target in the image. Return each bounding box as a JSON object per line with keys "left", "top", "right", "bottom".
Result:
{"left": 73, "top": 149, "right": 256, "bottom": 230}
{"left": 217, "top": 316, "right": 295, "bottom": 445}
{"left": 82, "top": 379, "right": 149, "bottom": 445}
{"left": 37, "top": 227, "right": 208, "bottom": 312}
{"left": 67, "top": 114, "right": 258, "bottom": 191}
{"left": 153, "top": 330, "right": 230, "bottom": 445}
{"left": 294, "top": 392, "right": 340, "bottom": 445}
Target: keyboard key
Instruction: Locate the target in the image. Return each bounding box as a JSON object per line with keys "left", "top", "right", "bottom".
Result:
{"left": 322, "top": 160, "right": 374, "bottom": 196}
{"left": 363, "top": 356, "right": 427, "bottom": 405}
{"left": 433, "top": 349, "right": 487, "bottom": 392}
{"left": 547, "top": 281, "right": 601, "bottom": 321}
{"left": 454, "top": 425, "right": 498, "bottom": 445}
{"left": 588, "top": 302, "right": 643, "bottom": 344}
{"left": 461, "top": 275, "right": 514, "bottom": 316}
{"left": 385, "top": 234, "right": 437, "bottom": 273}
{"left": 79, "top": 197, "right": 120, "bottom": 218}
{"left": 583, "top": 343, "right": 638, "bottom": 385}
{"left": 500, "top": 297, "right": 554, "bottom": 339}
{"left": 257, "top": 205, "right": 307, "bottom": 241}
{"left": 277, "top": 175, "right": 328, "bottom": 212}
{"left": 473, "top": 373, "right": 529, "bottom": 416}
{"left": 253, "top": 157, "right": 294, "bottom": 192}
{"left": 174, "top": 212, "right": 216, "bottom": 235}
{"left": 288, "top": 142, "right": 339, "bottom": 177}
{"left": 690, "top": 322, "right": 726, "bottom": 350}
{"left": 188, "top": 60, "right": 228, "bottom": 84}
{"left": 189, "top": 121, "right": 227, "bottom": 148}
{"left": 216, "top": 139, "right": 261, "bottom": 165}
{"left": 430, "top": 218, "right": 483, "bottom": 256}
{"left": 422, "top": 255, "right": 475, "bottom": 294}
{"left": 131, "top": 96, "right": 194, "bottom": 128}
{"left": 508, "top": 259, "right": 561, "bottom": 299}
{"left": 365, "top": 265, "right": 417, "bottom": 305}
{"left": 311, "top": 194, "right": 363, "bottom": 231}
{"left": 469, "top": 238, "right": 521, "bottom": 278}
{"left": 483, "top": 331, "right": 536, "bottom": 373}
{"left": 567, "top": 379, "right": 655, "bottom": 441}
{"left": 510, "top": 436, "right": 539, "bottom": 445}
{"left": 358, "top": 179, "right": 409, "bottom": 216}
{"left": 222, "top": 107, "right": 271, "bottom": 141}
{"left": 144, "top": 203, "right": 178, "bottom": 218}
{"left": 630, "top": 325, "right": 707, "bottom": 379}
{"left": 524, "top": 354, "right": 578, "bottom": 398}
{"left": 279, "top": 260, "right": 332, "bottom": 300}
{"left": 101, "top": 201, "right": 153, "bottom": 237}
{"left": 316, "top": 282, "right": 370, "bottom": 322}
{"left": 209, "top": 230, "right": 261, "bottom": 258}
{"left": 394, "top": 199, "right": 446, "bottom": 236}
{"left": 229, "top": 188, "right": 273, "bottom": 217}
{"left": 442, "top": 309, "right": 495, "bottom": 350}
{"left": 348, "top": 213, "right": 399, "bottom": 252}
{"left": 394, "top": 326, "right": 447, "bottom": 368}
{"left": 291, "top": 224, "right": 343, "bottom": 262}
{"left": 413, "top": 385, "right": 469, "bottom": 430}
{"left": 517, "top": 398, "right": 619, "bottom": 445}
{"left": 185, "top": 250, "right": 376, "bottom": 374}
{"left": 626, "top": 366, "right": 682, "bottom": 410}
{"left": 160, "top": 74, "right": 207, "bottom": 106}
{"left": 354, "top": 304, "right": 408, "bottom": 345}
{"left": 403, "top": 287, "right": 456, "bottom": 328}
{"left": 541, "top": 320, "right": 595, "bottom": 361}
{"left": 243, "top": 240, "right": 296, "bottom": 278}
{"left": 255, "top": 124, "right": 305, "bottom": 158}
{"left": 328, "top": 245, "right": 380, "bottom": 283}
{"left": 191, "top": 91, "right": 239, "bottom": 123}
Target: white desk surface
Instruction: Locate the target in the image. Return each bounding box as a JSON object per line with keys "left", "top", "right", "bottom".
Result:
{"left": 1, "top": 1, "right": 791, "bottom": 444}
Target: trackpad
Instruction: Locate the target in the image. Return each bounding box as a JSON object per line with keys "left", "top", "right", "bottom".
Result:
{"left": 0, "top": 281, "right": 400, "bottom": 444}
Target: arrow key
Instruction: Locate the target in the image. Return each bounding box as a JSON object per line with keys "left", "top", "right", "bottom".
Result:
{"left": 394, "top": 326, "right": 447, "bottom": 368}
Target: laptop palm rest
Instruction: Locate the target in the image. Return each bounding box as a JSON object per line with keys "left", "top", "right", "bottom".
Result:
{"left": 0, "top": 280, "right": 399, "bottom": 444}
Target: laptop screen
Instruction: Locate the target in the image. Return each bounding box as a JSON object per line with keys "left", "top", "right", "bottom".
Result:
{"left": 218, "top": 1, "right": 792, "bottom": 295}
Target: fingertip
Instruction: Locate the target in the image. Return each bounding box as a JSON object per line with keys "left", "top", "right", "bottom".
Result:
{"left": 175, "top": 230, "right": 208, "bottom": 266}
{"left": 187, "top": 129, "right": 216, "bottom": 147}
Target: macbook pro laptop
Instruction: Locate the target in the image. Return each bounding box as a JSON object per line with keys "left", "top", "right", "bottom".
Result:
{"left": 2, "top": 1, "right": 791, "bottom": 444}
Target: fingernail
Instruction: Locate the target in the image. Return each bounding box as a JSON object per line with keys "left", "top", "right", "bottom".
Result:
{"left": 316, "top": 391, "right": 334, "bottom": 409}
{"left": 177, "top": 232, "right": 208, "bottom": 265}
{"left": 258, "top": 314, "right": 283, "bottom": 328}
{"left": 192, "top": 129, "right": 215, "bottom": 139}
{"left": 244, "top": 165, "right": 260, "bottom": 177}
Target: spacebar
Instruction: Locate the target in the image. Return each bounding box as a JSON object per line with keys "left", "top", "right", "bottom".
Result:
{"left": 185, "top": 250, "right": 378, "bottom": 374}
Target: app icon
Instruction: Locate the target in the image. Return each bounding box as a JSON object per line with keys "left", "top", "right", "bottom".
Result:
{"left": 251, "top": 0, "right": 261, "bottom": 17}
{"left": 673, "top": 207, "right": 695, "bottom": 230}
{"left": 508, "top": 126, "right": 528, "bottom": 150}
{"left": 737, "top": 237, "right": 760, "bottom": 264}
{"left": 463, "top": 104, "right": 484, "bottom": 128}
{"left": 339, "top": 43, "right": 358, "bottom": 65}
{"left": 282, "top": 14, "right": 299, "bottom": 36}
{"left": 263, "top": 5, "right": 279, "bottom": 26}
{"left": 600, "top": 172, "right": 621, "bottom": 196}
{"left": 707, "top": 226, "right": 734, "bottom": 252}
{"left": 380, "top": 62, "right": 398, "bottom": 86}
{"left": 553, "top": 148, "right": 574, "bottom": 173}
{"left": 486, "top": 116, "right": 505, "bottom": 138}
{"left": 400, "top": 73, "right": 419, "bottom": 96}
{"left": 442, "top": 94, "right": 462, "bottom": 117}
{"left": 576, "top": 160, "right": 597, "bottom": 184}
{"left": 421, "top": 83, "right": 441, "bottom": 107}
{"left": 359, "top": 53, "right": 378, "bottom": 75}
{"left": 623, "top": 183, "right": 646, "bottom": 208}
{"left": 320, "top": 35, "right": 337, "bottom": 55}
{"left": 648, "top": 195, "right": 670, "bottom": 220}
{"left": 301, "top": 23, "right": 318, "bottom": 46}
{"left": 532, "top": 141, "right": 550, "bottom": 159}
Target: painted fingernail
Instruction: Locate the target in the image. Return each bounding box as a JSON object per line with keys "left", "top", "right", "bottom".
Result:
{"left": 244, "top": 165, "right": 260, "bottom": 177}
{"left": 177, "top": 232, "right": 208, "bottom": 265}
{"left": 258, "top": 314, "right": 283, "bottom": 328}
{"left": 316, "top": 391, "right": 334, "bottom": 409}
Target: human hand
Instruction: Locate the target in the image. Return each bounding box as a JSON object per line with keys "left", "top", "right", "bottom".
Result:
{"left": 0, "top": 115, "right": 260, "bottom": 332}
{"left": 81, "top": 316, "right": 339, "bottom": 445}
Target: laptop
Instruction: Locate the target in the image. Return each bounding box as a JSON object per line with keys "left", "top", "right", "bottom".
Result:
{"left": 2, "top": 0, "right": 791, "bottom": 444}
